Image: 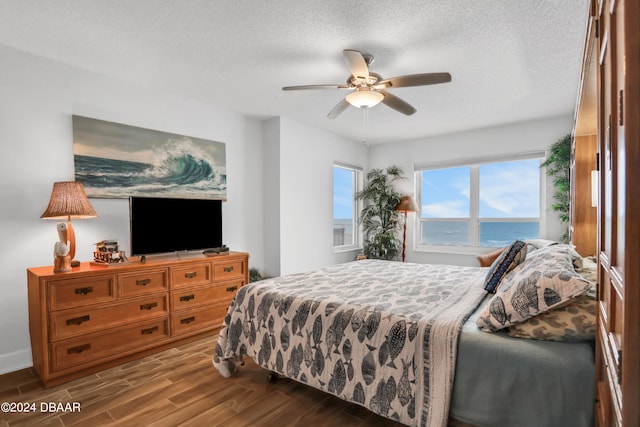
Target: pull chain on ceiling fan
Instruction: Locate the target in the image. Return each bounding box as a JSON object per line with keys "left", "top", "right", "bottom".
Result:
{"left": 282, "top": 49, "right": 452, "bottom": 119}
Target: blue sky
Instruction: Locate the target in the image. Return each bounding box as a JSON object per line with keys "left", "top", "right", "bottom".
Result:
{"left": 334, "top": 167, "right": 354, "bottom": 219}
{"left": 421, "top": 158, "right": 540, "bottom": 218}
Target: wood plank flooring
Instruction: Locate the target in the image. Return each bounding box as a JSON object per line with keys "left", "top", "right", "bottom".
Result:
{"left": 0, "top": 335, "right": 411, "bottom": 427}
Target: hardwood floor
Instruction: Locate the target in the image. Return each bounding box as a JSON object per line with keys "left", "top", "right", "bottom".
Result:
{"left": 0, "top": 335, "right": 408, "bottom": 427}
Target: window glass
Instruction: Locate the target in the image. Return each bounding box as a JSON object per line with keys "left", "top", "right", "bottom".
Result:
{"left": 421, "top": 167, "right": 470, "bottom": 218}
{"left": 418, "top": 156, "right": 542, "bottom": 247}
{"left": 479, "top": 159, "right": 540, "bottom": 218}
{"left": 333, "top": 165, "right": 360, "bottom": 248}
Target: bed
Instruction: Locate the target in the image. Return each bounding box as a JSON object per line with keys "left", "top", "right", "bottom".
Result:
{"left": 213, "top": 242, "right": 595, "bottom": 427}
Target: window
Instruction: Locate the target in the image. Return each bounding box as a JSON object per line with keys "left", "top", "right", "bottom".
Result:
{"left": 333, "top": 163, "right": 362, "bottom": 249}
{"left": 416, "top": 154, "right": 543, "bottom": 248}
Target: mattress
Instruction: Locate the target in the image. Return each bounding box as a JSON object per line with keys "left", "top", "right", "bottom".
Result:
{"left": 450, "top": 295, "right": 595, "bottom": 427}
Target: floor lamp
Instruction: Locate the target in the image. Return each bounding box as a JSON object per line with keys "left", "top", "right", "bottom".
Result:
{"left": 395, "top": 195, "right": 418, "bottom": 262}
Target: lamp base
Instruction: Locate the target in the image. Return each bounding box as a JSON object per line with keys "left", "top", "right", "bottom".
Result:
{"left": 54, "top": 255, "right": 72, "bottom": 273}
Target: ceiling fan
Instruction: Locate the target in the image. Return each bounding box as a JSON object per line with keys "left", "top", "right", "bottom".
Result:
{"left": 282, "top": 49, "right": 452, "bottom": 119}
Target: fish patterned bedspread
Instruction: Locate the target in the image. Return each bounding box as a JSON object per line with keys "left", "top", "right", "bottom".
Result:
{"left": 213, "top": 260, "right": 487, "bottom": 427}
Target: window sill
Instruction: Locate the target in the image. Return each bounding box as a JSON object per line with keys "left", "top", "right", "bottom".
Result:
{"left": 414, "top": 244, "right": 502, "bottom": 256}
{"left": 333, "top": 245, "right": 362, "bottom": 254}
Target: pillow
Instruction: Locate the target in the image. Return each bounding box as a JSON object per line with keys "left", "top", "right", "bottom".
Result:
{"left": 476, "top": 246, "right": 591, "bottom": 332}
{"left": 524, "top": 239, "right": 558, "bottom": 253}
{"left": 483, "top": 240, "right": 527, "bottom": 293}
{"left": 526, "top": 243, "right": 584, "bottom": 268}
{"left": 506, "top": 283, "right": 596, "bottom": 342}
{"left": 477, "top": 247, "right": 506, "bottom": 267}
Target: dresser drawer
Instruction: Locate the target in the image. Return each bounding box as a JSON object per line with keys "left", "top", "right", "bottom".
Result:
{"left": 118, "top": 268, "right": 168, "bottom": 297}
{"left": 49, "top": 294, "right": 168, "bottom": 341}
{"left": 170, "top": 263, "right": 211, "bottom": 288}
{"left": 171, "top": 279, "right": 243, "bottom": 311}
{"left": 48, "top": 275, "right": 116, "bottom": 311}
{"left": 50, "top": 318, "right": 169, "bottom": 372}
{"left": 171, "top": 304, "right": 228, "bottom": 336}
{"left": 213, "top": 259, "right": 246, "bottom": 281}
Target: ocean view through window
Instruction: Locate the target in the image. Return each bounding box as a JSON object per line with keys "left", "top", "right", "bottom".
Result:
{"left": 333, "top": 164, "right": 362, "bottom": 249}
{"left": 416, "top": 155, "right": 543, "bottom": 248}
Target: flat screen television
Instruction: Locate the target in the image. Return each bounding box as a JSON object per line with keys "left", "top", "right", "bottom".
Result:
{"left": 129, "top": 196, "right": 223, "bottom": 257}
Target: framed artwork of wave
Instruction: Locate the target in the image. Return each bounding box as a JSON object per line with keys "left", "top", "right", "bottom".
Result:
{"left": 72, "top": 116, "right": 226, "bottom": 200}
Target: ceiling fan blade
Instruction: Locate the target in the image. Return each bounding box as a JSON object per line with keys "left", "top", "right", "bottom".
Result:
{"left": 327, "top": 99, "right": 350, "bottom": 119}
{"left": 380, "top": 91, "right": 416, "bottom": 115}
{"left": 375, "top": 72, "right": 452, "bottom": 89}
{"left": 343, "top": 49, "right": 369, "bottom": 79}
{"left": 282, "top": 84, "right": 350, "bottom": 91}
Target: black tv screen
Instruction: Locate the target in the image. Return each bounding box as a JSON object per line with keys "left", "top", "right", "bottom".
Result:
{"left": 129, "top": 197, "right": 222, "bottom": 256}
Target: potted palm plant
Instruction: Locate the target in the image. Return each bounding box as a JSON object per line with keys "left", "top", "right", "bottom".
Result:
{"left": 541, "top": 134, "right": 571, "bottom": 242}
{"left": 355, "top": 166, "right": 405, "bottom": 260}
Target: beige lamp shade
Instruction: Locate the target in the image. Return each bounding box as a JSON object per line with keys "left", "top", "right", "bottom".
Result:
{"left": 41, "top": 181, "right": 98, "bottom": 220}
{"left": 395, "top": 195, "right": 418, "bottom": 213}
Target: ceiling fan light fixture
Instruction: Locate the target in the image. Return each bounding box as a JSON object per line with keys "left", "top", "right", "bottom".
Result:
{"left": 346, "top": 88, "right": 384, "bottom": 109}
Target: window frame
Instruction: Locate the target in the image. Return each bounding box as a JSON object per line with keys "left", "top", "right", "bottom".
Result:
{"left": 414, "top": 151, "right": 546, "bottom": 253}
{"left": 333, "top": 162, "right": 363, "bottom": 252}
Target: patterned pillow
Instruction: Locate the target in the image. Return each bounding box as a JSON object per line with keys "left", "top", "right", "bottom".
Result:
{"left": 526, "top": 243, "right": 584, "bottom": 268}
{"left": 524, "top": 238, "right": 558, "bottom": 253}
{"left": 483, "top": 240, "right": 527, "bottom": 293}
{"left": 506, "top": 283, "right": 596, "bottom": 342}
{"left": 476, "top": 247, "right": 591, "bottom": 332}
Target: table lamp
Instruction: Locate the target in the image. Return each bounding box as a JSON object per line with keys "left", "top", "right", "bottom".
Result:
{"left": 41, "top": 181, "right": 98, "bottom": 269}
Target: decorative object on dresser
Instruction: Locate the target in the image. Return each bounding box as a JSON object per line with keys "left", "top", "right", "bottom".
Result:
{"left": 92, "top": 240, "right": 128, "bottom": 265}
{"left": 27, "top": 251, "right": 249, "bottom": 387}
{"left": 40, "top": 181, "right": 99, "bottom": 271}
{"left": 394, "top": 194, "right": 418, "bottom": 262}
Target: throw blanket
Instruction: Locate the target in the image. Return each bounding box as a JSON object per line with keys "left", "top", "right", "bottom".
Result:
{"left": 214, "top": 260, "right": 486, "bottom": 426}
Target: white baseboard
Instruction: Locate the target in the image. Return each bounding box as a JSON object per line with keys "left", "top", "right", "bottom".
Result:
{"left": 0, "top": 348, "right": 32, "bottom": 375}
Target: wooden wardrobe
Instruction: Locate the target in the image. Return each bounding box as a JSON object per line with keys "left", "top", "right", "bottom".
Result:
{"left": 574, "top": 0, "right": 640, "bottom": 425}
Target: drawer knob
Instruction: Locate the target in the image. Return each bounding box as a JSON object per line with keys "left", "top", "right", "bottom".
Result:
{"left": 136, "top": 278, "right": 151, "bottom": 286}
{"left": 140, "top": 302, "right": 158, "bottom": 311}
{"left": 74, "top": 287, "right": 93, "bottom": 296}
{"left": 179, "top": 294, "right": 195, "bottom": 302}
{"left": 180, "top": 316, "right": 196, "bottom": 325}
{"left": 66, "top": 315, "right": 90, "bottom": 326}
{"left": 223, "top": 266, "right": 234, "bottom": 273}
{"left": 226, "top": 286, "right": 238, "bottom": 293}
{"left": 141, "top": 326, "right": 159, "bottom": 335}
{"left": 185, "top": 271, "right": 197, "bottom": 279}
{"left": 67, "top": 344, "right": 90, "bottom": 354}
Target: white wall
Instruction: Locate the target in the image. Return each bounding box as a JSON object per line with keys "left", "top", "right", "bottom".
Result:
{"left": 368, "top": 115, "right": 574, "bottom": 266}
{"left": 278, "top": 117, "right": 368, "bottom": 275}
{"left": 262, "top": 118, "right": 281, "bottom": 278}
{"left": 0, "top": 44, "right": 265, "bottom": 374}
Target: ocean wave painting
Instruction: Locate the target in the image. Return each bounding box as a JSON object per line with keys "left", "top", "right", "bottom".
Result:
{"left": 72, "top": 116, "right": 226, "bottom": 199}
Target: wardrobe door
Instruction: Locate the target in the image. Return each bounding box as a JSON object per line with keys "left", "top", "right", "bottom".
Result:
{"left": 594, "top": 0, "right": 640, "bottom": 425}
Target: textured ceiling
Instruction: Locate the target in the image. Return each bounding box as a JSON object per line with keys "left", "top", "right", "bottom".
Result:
{"left": 0, "top": 1, "right": 590, "bottom": 145}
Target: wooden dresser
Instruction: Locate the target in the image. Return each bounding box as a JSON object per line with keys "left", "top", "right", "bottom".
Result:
{"left": 27, "top": 251, "right": 248, "bottom": 387}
